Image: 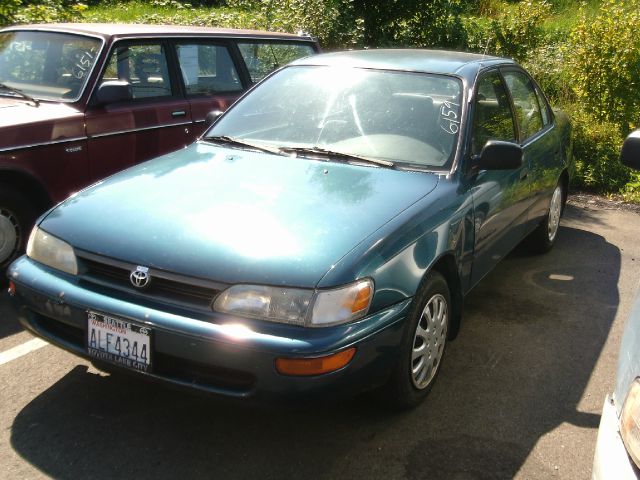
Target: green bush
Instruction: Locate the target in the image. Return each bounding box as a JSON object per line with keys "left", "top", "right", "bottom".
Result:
{"left": 569, "top": 0, "right": 640, "bottom": 130}
{"left": 225, "top": 0, "right": 363, "bottom": 48}
{"left": 1, "top": 0, "right": 86, "bottom": 26}
{"left": 348, "top": 0, "right": 466, "bottom": 48}
{"left": 566, "top": 106, "right": 631, "bottom": 192}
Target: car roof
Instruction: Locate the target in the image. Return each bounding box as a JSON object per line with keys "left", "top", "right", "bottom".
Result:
{"left": 1, "top": 23, "right": 316, "bottom": 42}
{"left": 289, "top": 48, "right": 515, "bottom": 77}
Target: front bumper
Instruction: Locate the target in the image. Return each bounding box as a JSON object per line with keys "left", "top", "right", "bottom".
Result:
{"left": 592, "top": 395, "right": 639, "bottom": 480}
{"left": 8, "top": 256, "right": 410, "bottom": 401}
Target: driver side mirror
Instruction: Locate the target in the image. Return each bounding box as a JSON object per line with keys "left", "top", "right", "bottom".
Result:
{"left": 205, "top": 110, "right": 224, "bottom": 127}
{"left": 475, "top": 140, "right": 523, "bottom": 170}
{"left": 620, "top": 130, "right": 640, "bottom": 171}
{"left": 94, "top": 81, "right": 132, "bottom": 106}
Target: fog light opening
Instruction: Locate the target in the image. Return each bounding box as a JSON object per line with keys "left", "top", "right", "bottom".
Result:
{"left": 275, "top": 347, "right": 356, "bottom": 376}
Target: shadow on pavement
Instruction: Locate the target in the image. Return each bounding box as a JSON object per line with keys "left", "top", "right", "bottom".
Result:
{"left": 10, "top": 219, "right": 619, "bottom": 479}
{"left": 0, "top": 290, "right": 23, "bottom": 340}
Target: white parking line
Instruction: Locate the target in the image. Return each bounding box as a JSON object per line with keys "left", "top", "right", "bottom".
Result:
{"left": 0, "top": 338, "right": 49, "bottom": 366}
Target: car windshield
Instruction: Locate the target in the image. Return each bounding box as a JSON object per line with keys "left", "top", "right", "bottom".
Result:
{"left": 206, "top": 65, "right": 463, "bottom": 169}
{"left": 0, "top": 31, "right": 102, "bottom": 102}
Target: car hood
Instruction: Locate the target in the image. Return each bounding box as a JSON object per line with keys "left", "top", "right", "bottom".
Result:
{"left": 0, "top": 97, "right": 84, "bottom": 150}
{"left": 40, "top": 142, "right": 439, "bottom": 287}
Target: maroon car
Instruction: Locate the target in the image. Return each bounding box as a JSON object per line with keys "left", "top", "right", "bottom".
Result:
{"left": 0, "top": 23, "right": 319, "bottom": 270}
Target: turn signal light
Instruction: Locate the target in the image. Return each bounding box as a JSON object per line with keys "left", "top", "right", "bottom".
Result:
{"left": 275, "top": 348, "right": 356, "bottom": 376}
{"left": 7, "top": 280, "right": 16, "bottom": 297}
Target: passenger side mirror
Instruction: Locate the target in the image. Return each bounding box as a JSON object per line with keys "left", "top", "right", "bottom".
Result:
{"left": 476, "top": 140, "right": 523, "bottom": 170}
{"left": 94, "top": 81, "right": 132, "bottom": 106}
{"left": 205, "top": 110, "right": 224, "bottom": 127}
{"left": 621, "top": 130, "right": 640, "bottom": 171}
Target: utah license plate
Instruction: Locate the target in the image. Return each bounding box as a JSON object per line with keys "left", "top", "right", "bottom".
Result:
{"left": 86, "top": 311, "right": 152, "bottom": 372}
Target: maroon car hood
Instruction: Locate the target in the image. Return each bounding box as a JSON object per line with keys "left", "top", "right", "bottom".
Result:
{"left": 0, "top": 98, "right": 84, "bottom": 150}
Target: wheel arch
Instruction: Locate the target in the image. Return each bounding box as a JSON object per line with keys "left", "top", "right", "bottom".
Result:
{"left": 427, "top": 253, "right": 463, "bottom": 340}
{"left": 0, "top": 169, "right": 52, "bottom": 213}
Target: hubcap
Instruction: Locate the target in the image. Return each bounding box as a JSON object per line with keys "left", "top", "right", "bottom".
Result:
{"left": 0, "top": 208, "right": 20, "bottom": 265}
{"left": 411, "top": 293, "right": 448, "bottom": 390}
{"left": 547, "top": 185, "right": 563, "bottom": 242}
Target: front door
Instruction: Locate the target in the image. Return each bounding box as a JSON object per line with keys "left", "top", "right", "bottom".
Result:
{"left": 85, "top": 41, "right": 192, "bottom": 181}
{"left": 469, "top": 69, "right": 531, "bottom": 287}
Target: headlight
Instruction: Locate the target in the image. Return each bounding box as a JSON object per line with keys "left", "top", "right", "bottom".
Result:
{"left": 213, "top": 279, "right": 373, "bottom": 327}
{"left": 620, "top": 378, "right": 640, "bottom": 468}
{"left": 26, "top": 226, "right": 78, "bottom": 275}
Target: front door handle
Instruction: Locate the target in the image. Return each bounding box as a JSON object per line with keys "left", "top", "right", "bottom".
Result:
{"left": 172, "top": 110, "right": 187, "bottom": 118}
{"left": 519, "top": 168, "right": 529, "bottom": 181}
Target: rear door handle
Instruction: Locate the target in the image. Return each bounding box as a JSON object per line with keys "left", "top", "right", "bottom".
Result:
{"left": 172, "top": 110, "right": 187, "bottom": 118}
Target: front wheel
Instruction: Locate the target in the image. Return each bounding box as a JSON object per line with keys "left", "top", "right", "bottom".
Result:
{"left": 525, "top": 181, "right": 564, "bottom": 254}
{"left": 386, "top": 271, "right": 450, "bottom": 409}
{"left": 0, "top": 184, "right": 37, "bottom": 272}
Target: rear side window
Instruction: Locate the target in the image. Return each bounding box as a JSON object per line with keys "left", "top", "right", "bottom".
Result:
{"left": 237, "top": 42, "right": 316, "bottom": 83}
{"left": 502, "top": 70, "right": 543, "bottom": 141}
{"left": 175, "top": 43, "right": 242, "bottom": 96}
{"left": 101, "top": 43, "right": 172, "bottom": 99}
{"left": 471, "top": 71, "right": 516, "bottom": 156}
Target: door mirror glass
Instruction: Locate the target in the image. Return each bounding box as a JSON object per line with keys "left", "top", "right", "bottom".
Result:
{"left": 94, "top": 80, "right": 132, "bottom": 105}
{"left": 621, "top": 130, "right": 640, "bottom": 171}
{"left": 205, "top": 110, "right": 224, "bottom": 127}
{"left": 477, "top": 140, "right": 523, "bottom": 170}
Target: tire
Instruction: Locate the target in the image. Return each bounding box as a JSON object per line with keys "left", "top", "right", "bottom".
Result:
{"left": 0, "top": 183, "right": 37, "bottom": 273}
{"left": 386, "top": 271, "right": 451, "bottom": 409}
{"left": 525, "top": 180, "right": 564, "bottom": 254}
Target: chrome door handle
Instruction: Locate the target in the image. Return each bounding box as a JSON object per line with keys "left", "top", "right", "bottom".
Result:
{"left": 172, "top": 110, "right": 187, "bottom": 117}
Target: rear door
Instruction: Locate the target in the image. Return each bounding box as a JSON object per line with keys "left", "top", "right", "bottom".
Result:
{"left": 85, "top": 40, "right": 193, "bottom": 181}
{"left": 173, "top": 40, "right": 245, "bottom": 140}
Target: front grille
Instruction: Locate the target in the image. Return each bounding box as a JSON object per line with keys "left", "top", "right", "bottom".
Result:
{"left": 77, "top": 253, "right": 224, "bottom": 312}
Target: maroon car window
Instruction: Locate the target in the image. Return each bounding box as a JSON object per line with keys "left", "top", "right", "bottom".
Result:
{"left": 100, "top": 43, "right": 172, "bottom": 99}
{"left": 237, "top": 42, "right": 316, "bottom": 83}
{"left": 175, "top": 43, "right": 241, "bottom": 96}
{"left": 471, "top": 71, "right": 517, "bottom": 155}
{"left": 503, "top": 70, "right": 544, "bottom": 141}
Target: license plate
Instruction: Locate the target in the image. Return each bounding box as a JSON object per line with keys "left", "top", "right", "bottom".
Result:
{"left": 86, "top": 311, "right": 152, "bottom": 372}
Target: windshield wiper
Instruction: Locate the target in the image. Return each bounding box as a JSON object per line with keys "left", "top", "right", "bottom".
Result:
{"left": 279, "top": 146, "right": 395, "bottom": 168}
{"left": 0, "top": 83, "right": 39, "bottom": 107}
{"left": 202, "top": 135, "right": 284, "bottom": 155}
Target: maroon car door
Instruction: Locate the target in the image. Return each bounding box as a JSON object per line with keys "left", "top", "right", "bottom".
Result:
{"left": 84, "top": 41, "right": 192, "bottom": 181}
{"left": 173, "top": 41, "right": 244, "bottom": 140}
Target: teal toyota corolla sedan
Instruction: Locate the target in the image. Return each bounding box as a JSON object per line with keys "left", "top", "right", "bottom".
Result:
{"left": 7, "top": 49, "right": 572, "bottom": 408}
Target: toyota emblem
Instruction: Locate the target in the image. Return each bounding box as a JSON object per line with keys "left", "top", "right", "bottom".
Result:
{"left": 130, "top": 266, "right": 150, "bottom": 288}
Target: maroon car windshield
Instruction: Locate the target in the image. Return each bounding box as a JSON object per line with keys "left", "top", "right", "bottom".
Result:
{"left": 0, "top": 31, "right": 102, "bottom": 102}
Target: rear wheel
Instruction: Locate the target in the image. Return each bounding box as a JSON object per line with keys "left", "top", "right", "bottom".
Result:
{"left": 0, "top": 183, "right": 37, "bottom": 273}
{"left": 386, "top": 271, "right": 450, "bottom": 409}
{"left": 525, "top": 181, "right": 564, "bottom": 254}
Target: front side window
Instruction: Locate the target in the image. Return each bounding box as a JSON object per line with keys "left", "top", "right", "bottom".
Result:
{"left": 0, "top": 31, "right": 101, "bottom": 101}
{"left": 503, "top": 70, "right": 543, "bottom": 141}
{"left": 471, "top": 71, "right": 517, "bottom": 156}
{"left": 207, "top": 65, "right": 463, "bottom": 169}
{"left": 176, "top": 43, "right": 241, "bottom": 95}
{"left": 237, "top": 42, "right": 316, "bottom": 83}
{"left": 100, "top": 43, "right": 172, "bottom": 99}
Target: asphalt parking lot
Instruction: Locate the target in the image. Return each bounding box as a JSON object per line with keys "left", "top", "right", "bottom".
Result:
{"left": 1, "top": 198, "right": 639, "bottom": 479}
